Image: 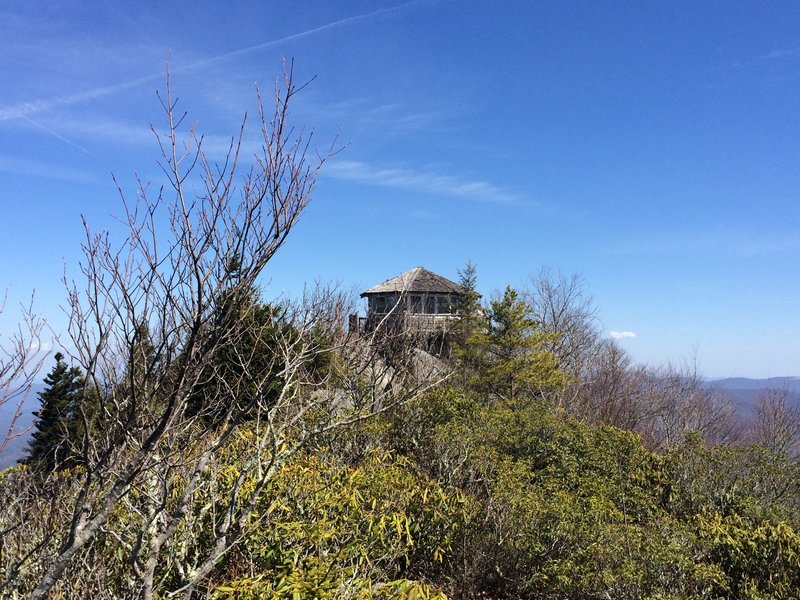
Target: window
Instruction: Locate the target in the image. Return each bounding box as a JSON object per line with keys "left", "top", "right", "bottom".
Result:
{"left": 424, "top": 296, "right": 436, "bottom": 314}
{"left": 410, "top": 295, "right": 422, "bottom": 313}
{"left": 436, "top": 295, "right": 454, "bottom": 313}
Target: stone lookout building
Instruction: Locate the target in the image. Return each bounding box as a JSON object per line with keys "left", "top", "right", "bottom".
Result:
{"left": 350, "top": 267, "right": 466, "bottom": 353}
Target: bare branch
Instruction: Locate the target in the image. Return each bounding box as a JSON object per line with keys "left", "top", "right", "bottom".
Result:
{"left": 0, "top": 292, "right": 47, "bottom": 456}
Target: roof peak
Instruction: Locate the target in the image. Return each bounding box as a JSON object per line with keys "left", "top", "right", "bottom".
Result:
{"left": 361, "top": 267, "right": 464, "bottom": 296}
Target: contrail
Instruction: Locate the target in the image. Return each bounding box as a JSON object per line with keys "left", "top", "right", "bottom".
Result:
{"left": 0, "top": 74, "right": 165, "bottom": 123}
{"left": 0, "top": 101, "right": 92, "bottom": 154}
{"left": 181, "top": 0, "right": 432, "bottom": 71}
{"left": 16, "top": 112, "right": 91, "bottom": 155}
{"left": 0, "top": 0, "right": 433, "bottom": 124}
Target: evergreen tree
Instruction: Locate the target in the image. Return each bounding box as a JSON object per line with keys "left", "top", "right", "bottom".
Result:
{"left": 454, "top": 261, "right": 482, "bottom": 338}
{"left": 24, "top": 352, "right": 86, "bottom": 472}
{"left": 483, "top": 286, "right": 564, "bottom": 401}
{"left": 187, "top": 284, "right": 288, "bottom": 426}
{"left": 457, "top": 284, "right": 564, "bottom": 403}
{"left": 452, "top": 261, "right": 485, "bottom": 386}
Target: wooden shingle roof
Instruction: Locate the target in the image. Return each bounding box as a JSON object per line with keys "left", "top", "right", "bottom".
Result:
{"left": 361, "top": 267, "right": 464, "bottom": 297}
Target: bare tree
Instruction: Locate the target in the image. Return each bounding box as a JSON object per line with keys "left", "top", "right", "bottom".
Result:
{"left": 747, "top": 387, "right": 800, "bottom": 456}
{"left": 631, "top": 360, "right": 740, "bottom": 450}
{"left": 0, "top": 293, "right": 47, "bottom": 456}
{"left": 523, "top": 268, "right": 600, "bottom": 376}
{"left": 571, "top": 341, "right": 739, "bottom": 449}
{"left": 577, "top": 338, "right": 639, "bottom": 426}
{"left": 0, "top": 65, "right": 448, "bottom": 599}
{"left": 519, "top": 270, "right": 741, "bottom": 449}
{"left": 522, "top": 268, "right": 603, "bottom": 409}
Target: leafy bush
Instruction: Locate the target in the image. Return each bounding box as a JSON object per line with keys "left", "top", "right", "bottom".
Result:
{"left": 210, "top": 449, "right": 468, "bottom": 598}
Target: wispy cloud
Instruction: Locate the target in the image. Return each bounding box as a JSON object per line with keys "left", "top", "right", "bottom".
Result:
{"left": 0, "top": 75, "right": 158, "bottom": 123}
{"left": 5, "top": 108, "right": 91, "bottom": 155}
{"left": 308, "top": 97, "right": 449, "bottom": 136}
{"left": 763, "top": 47, "right": 800, "bottom": 60}
{"left": 0, "top": 155, "right": 97, "bottom": 184}
{"left": 610, "top": 331, "right": 637, "bottom": 340}
{"left": 27, "top": 340, "right": 54, "bottom": 354}
{"left": 181, "top": 0, "right": 435, "bottom": 73}
{"left": 732, "top": 46, "right": 800, "bottom": 69}
{"left": 0, "top": 0, "right": 435, "bottom": 124}
{"left": 51, "top": 116, "right": 156, "bottom": 147}
{"left": 326, "top": 159, "right": 526, "bottom": 204}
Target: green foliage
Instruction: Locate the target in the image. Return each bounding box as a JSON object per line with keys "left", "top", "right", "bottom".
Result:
{"left": 214, "top": 577, "right": 448, "bottom": 600}
{"left": 695, "top": 514, "right": 800, "bottom": 598}
{"left": 0, "top": 463, "right": 90, "bottom": 594}
{"left": 362, "top": 387, "right": 800, "bottom": 599}
{"left": 377, "top": 387, "right": 478, "bottom": 462}
{"left": 210, "top": 450, "right": 468, "bottom": 598}
{"left": 2, "top": 430, "right": 465, "bottom": 597}
{"left": 23, "top": 352, "right": 86, "bottom": 473}
{"left": 481, "top": 286, "right": 565, "bottom": 400}
{"left": 453, "top": 280, "right": 565, "bottom": 402}
{"left": 5, "top": 375, "right": 800, "bottom": 599}
{"left": 187, "top": 286, "right": 290, "bottom": 424}
{"left": 451, "top": 262, "right": 483, "bottom": 385}
{"left": 662, "top": 433, "right": 800, "bottom": 524}
{"left": 423, "top": 398, "right": 686, "bottom": 597}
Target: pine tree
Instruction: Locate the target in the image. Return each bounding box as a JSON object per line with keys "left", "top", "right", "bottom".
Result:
{"left": 484, "top": 286, "right": 564, "bottom": 402}
{"left": 454, "top": 281, "right": 565, "bottom": 403}
{"left": 186, "top": 284, "right": 287, "bottom": 426}
{"left": 455, "top": 261, "right": 482, "bottom": 339}
{"left": 452, "top": 261, "right": 485, "bottom": 386}
{"left": 24, "top": 352, "right": 86, "bottom": 472}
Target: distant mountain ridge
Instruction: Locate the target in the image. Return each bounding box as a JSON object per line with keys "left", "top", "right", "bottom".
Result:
{"left": 707, "top": 376, "right": 800, "bottom": 393}
{"left": 703, "top": 377, "right": 800, "bottom": 420}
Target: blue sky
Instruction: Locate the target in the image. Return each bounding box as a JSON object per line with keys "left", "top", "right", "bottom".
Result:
{"left": 0, "top": 0, "right": 798, "bottom": 378}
